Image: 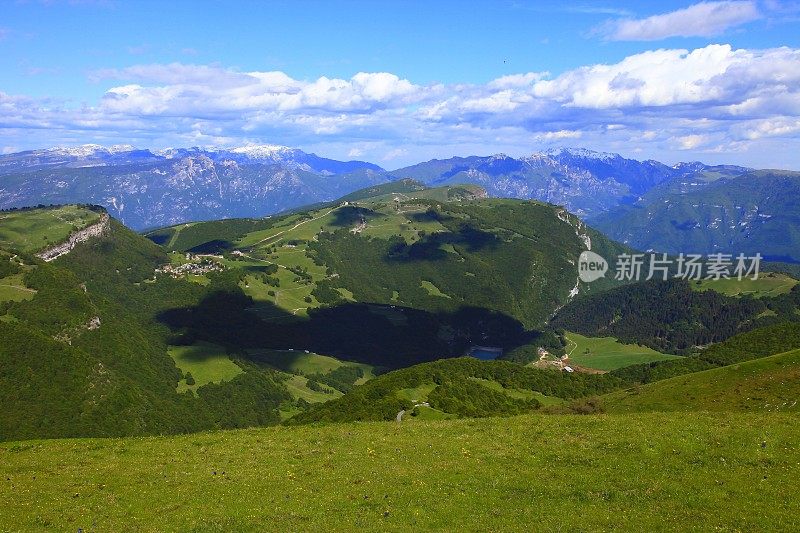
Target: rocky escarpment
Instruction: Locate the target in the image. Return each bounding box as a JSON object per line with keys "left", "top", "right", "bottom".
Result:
{"left": 36, "top": 213, "right": 110, "bottom": 262}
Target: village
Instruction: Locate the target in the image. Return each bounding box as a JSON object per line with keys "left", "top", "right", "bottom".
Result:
{"left": 154, "top": 253, "right": 225, "bottom": 280}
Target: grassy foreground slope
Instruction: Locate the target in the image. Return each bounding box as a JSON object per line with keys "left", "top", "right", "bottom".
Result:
{"left": 603, "top": 348, "right": 800, "bottom": 413}
{"left": 2, "top": 413, "right": 799, "bottom": 531}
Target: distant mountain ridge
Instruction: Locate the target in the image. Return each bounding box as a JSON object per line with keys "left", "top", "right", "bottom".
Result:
{"left": 0, "top": 143, "right": 383, "bottom": 175}
{"left": 0, "top": 144, "right": 385, "bottom": 229}
{"left": 3, "top": 144, "right": 797, "bottom": 242}
{"left": 589, "top": 169, "right": 800, "bottom": 262}
{"left": 385, "top": 148, "right": 736, "bottom": 218}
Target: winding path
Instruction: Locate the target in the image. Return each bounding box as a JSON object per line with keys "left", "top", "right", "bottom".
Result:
{"left": 251, "top": 205, "right": 341, "bottom": 247}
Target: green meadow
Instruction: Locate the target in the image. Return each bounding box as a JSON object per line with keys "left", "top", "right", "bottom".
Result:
{"left": 0, "top": 206, "right": 100, "bottom": 253}
{"left": 0, "top": 273, "right": 36, "bottom": 302}
{"left": 602, "top": 348, "right": 800, "bottom": 413}
{"left": 2, "top": 412, "right": 798, "bottom": 531}
{"left": 168, "top": 343, "right": 244, "bottom": 394}
{"left": 692, "top": 272, "right": 798, "bottom": 298}
{"left": 565, "top": 332, "right": 681, "bottom": 371}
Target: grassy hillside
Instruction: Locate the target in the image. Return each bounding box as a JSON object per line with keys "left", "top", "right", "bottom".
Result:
{"left": 7, "top": 199, "right": 797, "bottom": 443}
{"left": 290, "top": 357, "right": 621, "bottom": 423}
{"left": 139, "top": 187, "right": 631, "bottom": 375}
{"left": 0, "top": 210, "right": 300, "bottom": 441}
{"left": 602, "top": 348, "right": 800, "bottom": 413}
{"left": 147, "top": 184, "right": 627, "bottom": 329}
{"left": 608, "top": 321, "right": 800, "bottom": 386}
{"left": 0, "top": 205, "right": 101, "bottom": 253}
{"left": 2, "top": 412, "right": 799, "bottom": 530}
{"left": 564, "top": 332, "right": 681, "bottom": 371}
{"left": 692, "top": 271, "right": 798, "bottom": 298}
{"left": 169, "top": 342, "right": 244, "bottom": 394}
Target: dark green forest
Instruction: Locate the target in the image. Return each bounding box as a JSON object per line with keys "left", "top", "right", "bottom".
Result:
{"left": 552, "top": 278, "right": 800, "bottom": 353}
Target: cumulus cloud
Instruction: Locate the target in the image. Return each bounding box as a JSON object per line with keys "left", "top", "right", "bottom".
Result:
{"left": 738, "top": 118, "right": 800, "bottom": 139}
{"left": 3, "top": 43, "right": 800, "bottom": 168}
{"left": 92, "top": 66, "right": 423, "bottom": 117}
{"left": 599, "top": 1, "right": 761, "bottom": 41}
{"left": 676, "top": 134, "right": 711, "bottom": 149}
{"left": 535, "top": 130, "right": 583, "bottom": 141}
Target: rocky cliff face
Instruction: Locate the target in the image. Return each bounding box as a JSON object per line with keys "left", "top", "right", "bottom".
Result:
{"left": 36, "top": 213, "right": 111, "bottom": 262}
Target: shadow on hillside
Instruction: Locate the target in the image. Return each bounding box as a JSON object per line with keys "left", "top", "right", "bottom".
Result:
{"left": 328, "top": 206, "right": 380, "bottom": 228}
{"left": 386, "top": 222, "right": 499, "bottom": 262}
{"left": 187, "top": 239, "right": 235, "bottom": 254}
{"left": 407, "top": 209, "right": 455, "bottom": 223}
{"left": 157, "top": 290, "right": 542, "bottom": 369}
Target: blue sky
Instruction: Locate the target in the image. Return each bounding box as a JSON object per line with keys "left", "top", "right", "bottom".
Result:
{"left": 2, "top": 0, "right": 800, "bottom": 168}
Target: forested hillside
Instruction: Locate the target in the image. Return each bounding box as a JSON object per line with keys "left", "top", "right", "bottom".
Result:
{"left": 0, "top": 208, "right": 294, "bottom": 441}
{"left": 608, "top": 321, "right": 800, "bottom": 385}
{"left": 552, "top": 278, "right": 800, "bottom": 353}
{"left": 4, "top": 186, "right": 798, "bottom": 441}
{"left": 0, "top": 190, "right": 629, "bottom": 439}
{"left": 591, "top": 170, "right": 800, "bottom": 262}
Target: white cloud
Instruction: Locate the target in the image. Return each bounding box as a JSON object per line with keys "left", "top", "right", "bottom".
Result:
{"left": 535, "top": 130, "right": 583, "bottom": 141}
{"left": 600, "top": 1, "right": 760, "bottom": 41}
{"left": 531, "top": 44, "right": 800, "bottom": 110}
{"left": 739, "top": 118, "right": 800, "bottom": 139}
{"left": 487, "top": 72, "right": 547, "bottom": 90}
{"left": 382, "top": 148, "right": 408, "bottom": 161}
{"left": 3, "top": 43, "right": 800, "bottom": 169}
{"left": 675, "top": 134, "right": 710, "bottom": 149}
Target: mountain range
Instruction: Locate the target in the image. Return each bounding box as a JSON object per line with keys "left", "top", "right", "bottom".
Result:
{"left": 590, "top": 169, "right": 800, "bottom": 262}
{"left": 1, "top": 144, "right": 799, "bottom": 262}
{"left": 0, "top": 144, "right": 385, "bottom": 230}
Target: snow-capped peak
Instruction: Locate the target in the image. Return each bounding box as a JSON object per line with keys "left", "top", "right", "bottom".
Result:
{"left": 539, "top": 147, "right": 620, "bottom": 161}
{"left": 47, "top": 144, "right": 136, "bottom": 157}
{"left": 673, "top": 161, "right": 706, "bottom": 171}
{"left": 230, "top": 144, "right": 294, "bottom": 159}
{"left": 48, "top": 144, "right": 107, "bottom": 157}
{"left": 108, "top": 144, "right": 136, "bottom": 154}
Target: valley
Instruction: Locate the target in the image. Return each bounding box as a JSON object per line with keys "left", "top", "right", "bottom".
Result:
{"left": 1, "top": 162, "right": 799, "bottom": 531}
{"left": 5, "top": 1, "right": 800, "bottom": 529}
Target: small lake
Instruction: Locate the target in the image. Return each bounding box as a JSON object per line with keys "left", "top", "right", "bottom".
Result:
{"left": 468, "top": 346, "right": 503, "bottom": 360}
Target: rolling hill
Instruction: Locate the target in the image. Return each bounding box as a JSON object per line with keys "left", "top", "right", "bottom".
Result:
{"left": 0, "top": 184, "right": 631, "bottom": 440}
{"left": 602, "top": 348, "right": 800, "bottom": 413}
{"left": 2, "top": 194, "right": 800, "bottom": 533}
{"left": 288, "top": 357, "right": 621, "bottom": 424}
{"left": 3, "top": 183, "right": 799, "bottom": 444}
{"left": 0, "top": 204, "right": 384, "bottom": 440}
